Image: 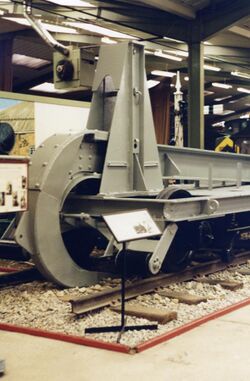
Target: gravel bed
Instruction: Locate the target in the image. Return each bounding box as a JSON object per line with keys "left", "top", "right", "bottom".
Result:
{"left": 1, "top": 261, "right": 250, "bottom": 347}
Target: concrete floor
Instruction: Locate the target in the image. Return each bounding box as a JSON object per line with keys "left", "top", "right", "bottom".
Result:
{"left": 1, "top": 305, "right": 250, "bottom": 381}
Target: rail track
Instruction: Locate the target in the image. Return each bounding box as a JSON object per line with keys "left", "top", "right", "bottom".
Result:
{"left": 67, "top": 251, "right": 250, "bottom": 316}
{"left": 1, "top": 250, "right": 250, "bottom": 352}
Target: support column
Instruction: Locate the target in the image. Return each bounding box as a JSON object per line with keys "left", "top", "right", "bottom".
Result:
{"left": 0, "top": 38, "right": 13, "bottom": 91}
{"left": 188, "top": 42, "right": 204, "bottom": 149}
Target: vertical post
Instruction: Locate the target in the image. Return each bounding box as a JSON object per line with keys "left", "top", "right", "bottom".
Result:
{"left": 0, "top": 38, "right": 13, "bottom": 91}
{"left": 120, "top": 242, "right": 126, "bottom": 329}
{"left": 188, "top": 42, "right": 204, "bottom": 149}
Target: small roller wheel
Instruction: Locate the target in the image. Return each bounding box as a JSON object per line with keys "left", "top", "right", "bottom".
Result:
{"left": 157, "top": 187, "right": 193, "bottom": 272}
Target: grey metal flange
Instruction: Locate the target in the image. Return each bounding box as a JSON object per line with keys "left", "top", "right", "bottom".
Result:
{"left": 15, "top": 132, "right": 105, "bottom": 287}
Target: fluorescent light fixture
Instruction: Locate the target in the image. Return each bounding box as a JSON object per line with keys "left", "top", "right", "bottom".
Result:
{"left": 101, "top": 37, "right": 117, "bottom": 44}
{"left": 204, "top": 41, "right": 213, "bottom": 45}
{"left": 154, "top": 50, "right": 182, "bottom": 62}
{"left": 221, "top": 110, "right": 235, "bottom": 115}
{"left": 214, "top": 96, "right": 232, "bottom": 102}
{"left": 30, "top": 82, "right": 67, "bottom": 93}
{"left": 237, "top": 87, "right": 250, "bottom": 94}
{"left": 67, "top": 22, "right": 135, "bottom": 39}
{"left": 163, "top": 36, "right": 183, "bottom": 43}
{"left": 3, "top": 17, "right": 77, "bottom": 33}
{"left": 204, "top": 90, "right": 215, "bottom": 96}
{"left": 240, "top": 114, "right": 250, "bottom": 119}
{"left": 231, "top": 71, "right": 250, "bottom": 79}
{"left": 204, "top": 64, "right": 221, "bottom": 72}
{"left": 46, "top": 0, "right": 95, "bottom": 6}
{"left": 212, "top": 121, "right": 225, "bottom": 127}
{"left": 147, "top": 80, "right": 160, "bottom": 89}
{"left": 42, "top": 22, "right": 77, "bottom": 34}
{"left": 151, "top": 70, "right": 176, "bottom": 77}
{"left": 212, "top": 82, "right": 232, "bottom": 89}
{"left": 12, "top": 54, "right": 51, "bottom": 69}
{"left": 165, "top": 50, "right": 188, "bottom": 57}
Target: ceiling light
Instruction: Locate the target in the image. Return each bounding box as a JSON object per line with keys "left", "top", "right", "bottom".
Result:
{"left": 221, "top": 110, "right": 235, "bottom": 115}
{"left": 212, "top": 121, "right": 225, "bottom": 127}
{"left": 184, "top": 76, "right": 189, "bottom": 81}
{"left": 165, "top": 50, "right": 188, "bottom": 57}
{"left": 154, "top": 50, "right": 182, "bottom": 62}
{"left": 231, "top": 71, "right": 250, "bottom": 79}
{"left": 101, "top": 37, "right": 117, "bottom": 44}
{"left": 42, "top": 22, "right": 77, "bottom": 34}
{"left": 237, "top": 87, "right": 250, "bottom": 94}
{"left": 147, "top": 80, "right": 160, "bottom": 89}
{"left": 67, "top": 22, "right": 136, "bottom": 39}
{"left": 163, "top": 36, "right": 184, "bottom": 43}
{"left": 214, "top": 96, "right": 232, "bottom": 102}
{"left": 151, "top": 70, "right": 176, "bottom": 77}
{"left": 204, "top": 64, "right": 221, "bottom": 72}
{"left": 204, "top": 90, "right": 215, "bottom": 96}
{"left": 240, "top": 114, "right": 250, "bottom": 119}
{"left": 212, "top": 82, "right": 232, "bottom": 89}
{"left": 30, "top": 82, "right": 67, "bottom": 93}
{"left": 204, "top": 41, "right": 213, "bottom": 45}
{"left": 46, "top": 0, "right": 95, "bottom": 6}
{"left": 3, "top": 17, "right": 77, "bottom": 33}
{"left": 12, "top": 54, "right": 51, "bottom": 69}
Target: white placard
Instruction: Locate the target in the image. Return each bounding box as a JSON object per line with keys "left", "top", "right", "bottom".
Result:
{"left": 103, "top": 209, "right": 161, "bottom": 243}
{"left": 0, "top": 159, "right": 28, "bottom": 213}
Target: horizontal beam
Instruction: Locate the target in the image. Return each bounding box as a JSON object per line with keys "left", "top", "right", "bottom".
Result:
{"left": 199, "top": 0, "right": 250, "bottom": 40}
{"left": 229, "top": 26, "right": 250, "bottom": 39}
{"left": 132, "top": 0, "right": 195, "bottom": 19}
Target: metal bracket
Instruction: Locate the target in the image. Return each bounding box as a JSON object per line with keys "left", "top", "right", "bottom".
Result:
{"left": 148, "top": 223, "right": 178, "bottom": 274}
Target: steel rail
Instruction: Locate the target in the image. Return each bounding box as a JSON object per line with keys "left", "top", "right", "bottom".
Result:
{"left": 70, "top": 251, "right": 250, "bottom": 315}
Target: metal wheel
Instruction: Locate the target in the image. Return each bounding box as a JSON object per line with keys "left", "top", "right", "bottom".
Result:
{"left": 157, "top": 187, "right": 194, "bottom": 272}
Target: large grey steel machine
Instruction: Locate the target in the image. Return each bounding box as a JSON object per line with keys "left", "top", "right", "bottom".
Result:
{"left": 15, "top": 43, "right": 250, "bottom": 287}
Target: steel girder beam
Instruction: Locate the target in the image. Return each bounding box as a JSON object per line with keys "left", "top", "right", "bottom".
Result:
{"left": 188, "top": 42, "right": 204, "bottom": 149}
{"left": 197, "top": 0, "right": 250, "bottom": 41}
{"left": 130, "top": 0, "right": 196, "bottom": 19}
{"left": 230, "top": 26, "right": 250, "bottom": 39}
{"left": 83, "top": 5, "right": 191, "bottom": 42}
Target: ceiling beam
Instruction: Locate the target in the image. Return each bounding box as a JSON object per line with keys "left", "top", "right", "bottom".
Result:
{"left": 131, "top": 0, "right": 195, "bottom": 19}
{"left": 13, "top": 69, "right": 53, "bottom": 92}
{"left": 204, "top": 46, "right": 250, "bottom": 59}
{"left": 198, "top": 0, "right": 250, "bottom": 41}
{"left": 92, "top": 6, "right": 191, "bottom": 42}
{"left": 229, "top": 26, "right": 250, "bottom": 39}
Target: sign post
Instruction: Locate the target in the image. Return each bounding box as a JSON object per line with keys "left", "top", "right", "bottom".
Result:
{"left": 85, "top": 209, "right": 162, "bottom": 342}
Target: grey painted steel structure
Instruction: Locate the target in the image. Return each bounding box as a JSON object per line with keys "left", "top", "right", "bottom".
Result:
{"left": 15, "top": 43, "right": 250, "bottom": 287}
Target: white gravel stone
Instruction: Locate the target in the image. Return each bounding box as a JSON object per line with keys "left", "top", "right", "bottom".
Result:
{"left": 1, "top": 261, "right": 250, "bottom": 347}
